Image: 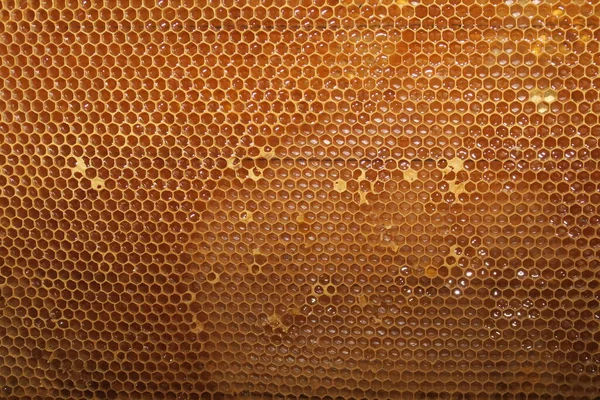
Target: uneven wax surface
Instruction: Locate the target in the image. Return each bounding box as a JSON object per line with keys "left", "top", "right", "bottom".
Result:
{"left": 0, "top": 0, "right": 599, "bottom": 398}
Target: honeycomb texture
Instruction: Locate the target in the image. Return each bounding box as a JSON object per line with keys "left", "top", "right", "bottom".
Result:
{"left": 1, "top": 0, "right": 600, "bottom": 398}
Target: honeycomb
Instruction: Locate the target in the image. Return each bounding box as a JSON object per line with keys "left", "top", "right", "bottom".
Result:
{"left": 0, "top": 0, "right": 600, "bottom": 398}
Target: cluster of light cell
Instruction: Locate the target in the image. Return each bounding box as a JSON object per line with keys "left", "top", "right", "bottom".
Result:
{"left": 0, "top": 0, "right": 599, "bottom": 399}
